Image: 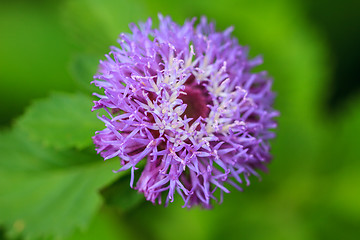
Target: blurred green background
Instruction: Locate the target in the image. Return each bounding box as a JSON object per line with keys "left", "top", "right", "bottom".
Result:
{"left": 0, "top": 0, "right": 359, "bottom": 239}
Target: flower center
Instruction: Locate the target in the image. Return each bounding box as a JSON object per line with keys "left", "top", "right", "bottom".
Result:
{"left": 179, "top": 84, "right": 210, "bottom": 122}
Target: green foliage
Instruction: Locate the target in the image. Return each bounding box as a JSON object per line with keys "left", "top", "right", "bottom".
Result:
{"left": 326, "top": 97, "right": 360, "bottom": 219}
{"left": 0, "top": 2, "right": 78, "bottom": 126}
{"left": 65, "top": 208, "right": 132, "bottom": 240}
{"left": 0, "top": 0, "right": 359, "bottom": 239}
{"left": 100, "top": 174, "right": 145, "bottom": 211}
{"left": 69, "top": 55, "right": 101, "bottom": 93}
{"left": 60, "top": 0, "right": 149, "bottom": 53}
{"left": 16, "top": 93, "right": 103, "bottom": 150}
{"left": 0, "top": 129, "right": 121, "bottom": 240}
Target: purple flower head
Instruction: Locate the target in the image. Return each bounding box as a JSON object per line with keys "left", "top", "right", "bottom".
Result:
{"left": 92, "top": 15, "right": 278, "bottom": 208}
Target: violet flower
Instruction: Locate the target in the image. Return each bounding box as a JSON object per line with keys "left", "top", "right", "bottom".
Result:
{"left": 92, "top": 15, "right": 278, "bottom": 208}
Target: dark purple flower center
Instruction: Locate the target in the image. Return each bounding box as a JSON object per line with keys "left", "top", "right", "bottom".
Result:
{"left": 176, "top": 73, "right": 212, "bottom": 122}
{"left": 179, "top": 85, "right": 210, "bottom": 121}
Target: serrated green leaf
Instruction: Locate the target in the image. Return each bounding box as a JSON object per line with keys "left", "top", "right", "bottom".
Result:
{"left": 0, "top": 130, "right": 123, "bottom": 240}
{"left": 16, "top": 92, "right": 103, "bottom": 150}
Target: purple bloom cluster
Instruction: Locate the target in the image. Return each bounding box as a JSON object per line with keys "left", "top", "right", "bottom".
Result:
{"left": 92, "top": 15, "right": 278, "bottom": 208}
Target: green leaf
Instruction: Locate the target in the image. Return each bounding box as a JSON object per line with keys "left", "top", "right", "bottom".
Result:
{"left": 16, "top": 92, "right": 103, "bottom": 150}
{"left": 0, "top": 129, "right": 123, "bottom": 240}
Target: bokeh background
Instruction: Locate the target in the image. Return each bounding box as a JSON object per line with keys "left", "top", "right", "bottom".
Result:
{"left": 1, "top": 0, "right": 359, "bottom": 239}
